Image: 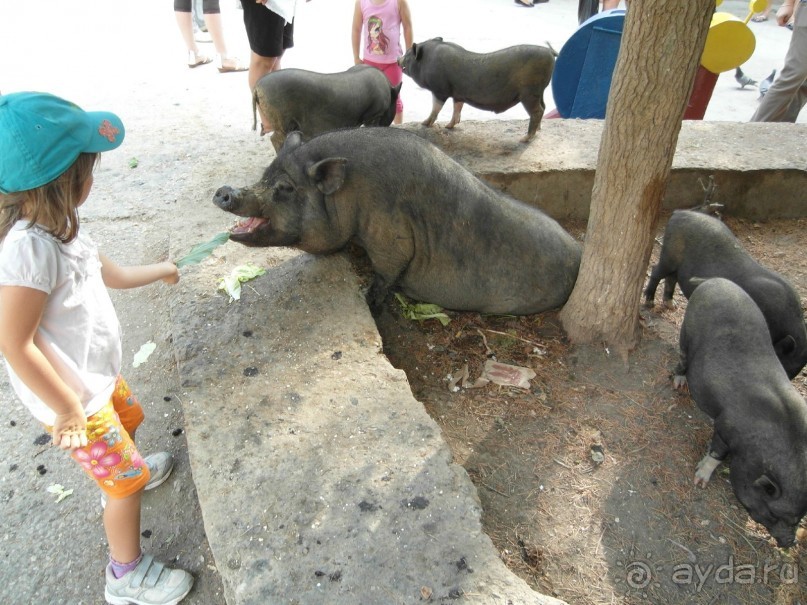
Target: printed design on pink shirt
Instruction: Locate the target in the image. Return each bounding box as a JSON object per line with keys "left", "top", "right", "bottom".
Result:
{"left": 367, "top": 15, "right": 389, "bottom": 55}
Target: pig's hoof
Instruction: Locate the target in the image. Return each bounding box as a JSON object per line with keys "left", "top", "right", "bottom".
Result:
{"left": 673, "top": 375, "right": 688, "bottom": 392}
{"left": 663, "top": 299, "right": 676, "bottom": 310}
{"left": 642, "top": 299, "right": 655, "bottom": 309}
{"left": 695, "top": 455, "right": 720, "bottom": 486}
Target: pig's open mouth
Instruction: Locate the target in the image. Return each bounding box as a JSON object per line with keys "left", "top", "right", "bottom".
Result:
{"left": 230, "top": 217, "right": 270, "bottom": 238}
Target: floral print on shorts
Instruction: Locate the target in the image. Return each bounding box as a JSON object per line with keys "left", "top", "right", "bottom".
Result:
{"left": 68, "top": 377, "right": 150, "bottom": 498}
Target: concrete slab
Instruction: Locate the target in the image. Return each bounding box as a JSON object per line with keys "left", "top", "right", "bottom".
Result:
{"left": 170, "top": 248, "right": 566, "bottom": 605}
{"left": 407, "top": 119, "right": 807, "bottom": 220}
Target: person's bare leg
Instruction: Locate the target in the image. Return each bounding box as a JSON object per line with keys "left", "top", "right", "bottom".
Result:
{"left": 203, "top": 13, "right": 228, "bottom": 57}
{"left": 176, "top": 11, "right": 208, "bottom": 65}
{"left": 104, "top": 490, "right": 143, "bottom": 565}
{"left": 203, "top": 12, "right": 244, "bottom": 70}
{"left": 251, "top": 53, "right": 282, "bottom": 132}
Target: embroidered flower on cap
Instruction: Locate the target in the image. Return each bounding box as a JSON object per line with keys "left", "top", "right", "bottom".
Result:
{"left": 98, "top": 119, "right": 120, "bottom": 143}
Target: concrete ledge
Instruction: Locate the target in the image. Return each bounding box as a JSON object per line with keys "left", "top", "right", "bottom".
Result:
{"left": 404, "top": 120, "right": 807, "bottom": 220}
{"left": 172, "top": 249, "right": 565, "bottom": 605}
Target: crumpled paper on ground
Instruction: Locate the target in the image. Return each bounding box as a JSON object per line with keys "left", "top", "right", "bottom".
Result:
{"left": 449, "top": 360, "right": 536, "bottom": 391}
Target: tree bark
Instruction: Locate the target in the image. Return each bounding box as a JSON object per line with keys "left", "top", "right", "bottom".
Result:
{"left": 559, "top": 0, "right": 715, "bottom": 357}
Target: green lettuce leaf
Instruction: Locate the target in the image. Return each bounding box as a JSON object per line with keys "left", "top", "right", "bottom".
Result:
{"left": 176, "top": 232, "right": 230, "bottom": 268}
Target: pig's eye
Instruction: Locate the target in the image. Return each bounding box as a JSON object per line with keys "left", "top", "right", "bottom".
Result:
{"left": 273, "top": 182, "right": 295, "bottom": 197}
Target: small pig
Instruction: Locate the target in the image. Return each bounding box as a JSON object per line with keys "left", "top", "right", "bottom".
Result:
{"left": 253, "top": 65, "right": 401, "bottom": 151}
{"left": 645, "top": 209, "right": 807, "bottom": 379}
{"left": 397, "top": 38, "right": 555, "bottom": 143}
{"left": 213, "top": 127, "right": 581, "bottom": 315}
{"left": 674, "top": 277, "right": 807, "bottom": 548}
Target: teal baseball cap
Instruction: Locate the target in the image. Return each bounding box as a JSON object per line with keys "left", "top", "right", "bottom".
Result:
{"left": 0, "top": 91, "right": 125, "bottom": 194}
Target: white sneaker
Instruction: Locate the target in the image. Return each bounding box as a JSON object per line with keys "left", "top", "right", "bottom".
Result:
{"left": 105, "top": 554, "right": 193, "bottom": 605}
{"left": 144, "top": 452, "right": 174, "bottom": 491}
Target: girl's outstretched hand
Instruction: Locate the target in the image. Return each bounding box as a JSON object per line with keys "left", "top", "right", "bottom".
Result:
{"left": 160, "top": 261, "right": 180, "bottom": 285}
{"left": 52, "top": 408, "right": 88, "bottom": 451}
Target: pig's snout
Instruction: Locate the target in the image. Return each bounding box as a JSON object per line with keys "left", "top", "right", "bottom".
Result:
{"left": 773, "top": 530, "right": 796, "bottom": 549}
{"left": 213, "top": 186, "right": 238, "bottom": 212}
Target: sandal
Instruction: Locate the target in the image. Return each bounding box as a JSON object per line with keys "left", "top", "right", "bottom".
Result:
{"left": 187, "top": 50, "right": 212, "bottom": 68}
{"left": 218, "top": 56, "right": 248, "bottom": 73}
{"left": 751, "top": 14, "right": 768, "bottom": 22}
{"left": 514, "top": 0, "right": 534, "bottom": 6}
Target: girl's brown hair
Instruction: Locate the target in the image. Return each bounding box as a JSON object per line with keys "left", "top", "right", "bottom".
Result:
{"left": 0, "top": 152, "right": 99, "bottom": 243}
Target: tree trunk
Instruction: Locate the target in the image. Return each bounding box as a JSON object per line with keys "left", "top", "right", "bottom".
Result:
{"left": 560, "top": 0, "right": 715, "bottom": 357}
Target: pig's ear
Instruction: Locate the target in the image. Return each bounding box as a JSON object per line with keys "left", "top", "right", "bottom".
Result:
{"left": 414, "top": 43, "right": 423, "bottom": 61}
{"left": 284, "top": 132, "right": 305, "bottom": 152}
{"left": 753, "top": 474, "right": 782, "bottom": 499}
{"left": 391, "top": 82, "right": 402, "bottom": 100}
{"left": 307, "top": 158, "right": 348, "bottom": 195}
{"left": 773, "top": 335, "right": 797, "bottom": 356}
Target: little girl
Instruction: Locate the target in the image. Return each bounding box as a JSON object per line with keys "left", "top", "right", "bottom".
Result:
{"left": 352, "top": 0, "right": 413, "bottom": 124}
{"left": 0, "top": 92, "right": 193, "bottom": 605}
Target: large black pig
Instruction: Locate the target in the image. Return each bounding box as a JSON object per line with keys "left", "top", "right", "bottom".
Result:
{"left": 673, "top": 277, "right": 807, "bottom": 548}
{"left": 645, "top": 209, "right": 807, "bottom": 379}
{"left": 397, "top": 38, "right": 555, "bottom": 143}
{"left": 213, "top": 127, "right": 581, "bottom": 315}
{"left": 253, "top": 65, "right": 401, "bottom": 151}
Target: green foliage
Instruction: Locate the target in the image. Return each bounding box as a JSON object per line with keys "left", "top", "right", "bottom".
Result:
{"left": 395, "top": 293, "right": 450, "bottom": 326}
{"left": 176, "top": 232, "right": 230, "bottom": 268}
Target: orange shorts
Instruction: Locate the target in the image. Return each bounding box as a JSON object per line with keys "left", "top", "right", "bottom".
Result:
{"left": 67, "top": 376, "right": 151, "bottom": 499}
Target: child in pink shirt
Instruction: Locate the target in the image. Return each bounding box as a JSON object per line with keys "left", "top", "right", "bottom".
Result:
{"left": 352, "top": 0, "right": 413, "bottom": 124}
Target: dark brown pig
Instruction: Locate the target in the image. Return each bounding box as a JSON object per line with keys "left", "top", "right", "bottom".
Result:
{"left": 398, "top": 38, "right": 555, "bottom": 143}
{"left": 253, "top": 65, "right": 401, "bottom": 151}
{"left": 673, "top": 278, "right": 807, "bottom": 548}
{"left": 213, "top": 127, "right": 581, "bottom": 315}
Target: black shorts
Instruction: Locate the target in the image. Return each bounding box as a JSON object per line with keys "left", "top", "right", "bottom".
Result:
{"left": 174, "top": 0, "right": 220, "bottom": 13}
{"left": 240, "top": 1, "right": 294, "bottom": 58}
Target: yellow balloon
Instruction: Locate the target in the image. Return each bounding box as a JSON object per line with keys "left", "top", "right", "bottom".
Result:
{"left": 702, "top": 12, "right": 756, "bottom": 73}
{"left": 748, "top": 0, "right": 767, "bottom": 14}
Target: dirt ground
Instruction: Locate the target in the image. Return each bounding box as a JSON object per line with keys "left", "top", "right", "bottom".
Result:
{"left": 372, "top": 213, "right": 807, "bottom": 605}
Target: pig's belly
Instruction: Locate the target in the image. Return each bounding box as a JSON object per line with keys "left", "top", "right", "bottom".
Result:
{"left": 399, "top": 270, "right": 559, "bottom": 315}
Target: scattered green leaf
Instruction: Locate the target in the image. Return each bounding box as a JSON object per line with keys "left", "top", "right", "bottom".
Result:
{"left": 175, "top": 232, "right": 230, "bottom": 268}
{"left": 133, "top": 341, "right": 157, "bottom": 368}
{"left": 395, "top": 293, "right": 451, "bottom": 326}
{"left": 46, "top": 483, "right": 74, "bottom": 503}
{"left": 128, "top": 157, "right": 139, "bottom": 169}
{"left": 218, "top": 264, "right": 266, "bottom": 302}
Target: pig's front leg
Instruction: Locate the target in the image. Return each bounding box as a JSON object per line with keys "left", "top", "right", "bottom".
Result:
{"left": 694, "top": 454, "right": 722, "bottom": 487}
{"left": 366, "top": 272, "right": 399, "bottom": 317}
{"left": 662, "top": 276, "right": 678, "bottom": 309}
{"left": 672, "top": 336, "right": 689, "bottom": 392}
{"left": 422, "top": 94, "right": 447, "bottom": 127}
{"left": 694, "top": 433, "right": 729, "bottom": 487}
{"left": 446, "top": 100, "right": 464, "bottom": 129}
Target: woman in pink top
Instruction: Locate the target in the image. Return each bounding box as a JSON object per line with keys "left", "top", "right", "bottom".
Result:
{"left": 352, "top": 0, "right": 413, "bottom": 124}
